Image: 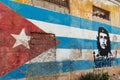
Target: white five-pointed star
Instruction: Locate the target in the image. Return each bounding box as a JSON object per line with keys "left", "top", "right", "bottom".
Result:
{"left": 11, "top": 28, "right": 31, "bottom": 49}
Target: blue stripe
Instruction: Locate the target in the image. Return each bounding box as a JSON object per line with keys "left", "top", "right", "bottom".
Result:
{"left": 56, "top": 37, "right": 97, "bottom": 49}
{"left": 0, "top": 65, "right": 27, "bottom": 80}
{"left": 0, "top": 58, "right": 120, "bottom": 79}
{"left": 56, "top": 37, "right": 120, "bottom": 49}
{"left": 1, "top": 0, "right": 120, "bottom": 35}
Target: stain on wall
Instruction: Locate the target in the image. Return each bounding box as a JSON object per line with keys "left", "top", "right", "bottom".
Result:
{"left": 70, "top": 0, "right": 92, "bottom": 20}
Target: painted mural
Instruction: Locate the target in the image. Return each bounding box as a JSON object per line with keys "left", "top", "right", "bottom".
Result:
{"left": 0, "top": 0, "right": 120, "bottom": 80}
{"left": 93, "top": 27, "right": 116, "bottom": 68}
{"left": 0, "top": 2, "right": 58, "bottom": 76}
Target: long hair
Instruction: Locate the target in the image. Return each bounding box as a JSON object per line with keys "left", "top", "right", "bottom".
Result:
{"left": 97, "top": 27, "right": 111, "bottom": 56}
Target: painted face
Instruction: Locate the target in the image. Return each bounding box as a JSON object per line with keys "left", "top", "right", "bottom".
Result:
{"left": 99, "top": 32, "right": 108, "bottom": 49}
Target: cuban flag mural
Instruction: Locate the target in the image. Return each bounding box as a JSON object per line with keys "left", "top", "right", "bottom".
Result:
{"left": 0, "top": 0, "right": 120, "bottom": 80}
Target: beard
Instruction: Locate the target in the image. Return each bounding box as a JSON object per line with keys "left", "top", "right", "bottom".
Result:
{"left": 97, "top": 40, "right": 110, "bottom": 57}
{"left": 99, "top": 46, "right": 109, "bottom": 56}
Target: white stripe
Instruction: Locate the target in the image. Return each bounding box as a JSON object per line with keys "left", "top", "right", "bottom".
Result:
{"left": 26, "top": 47, "right": 56, "bottom": 64}
{"left": 26, "top": 49, "right": 120, "bottom": 63}
{"left": 56, "top": 49, "right": 120, "bottom": 61}
{"left": 28, "top": 19, "right": 120, "bottom": 42}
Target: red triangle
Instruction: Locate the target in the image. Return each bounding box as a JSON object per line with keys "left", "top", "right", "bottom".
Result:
{"left": 0, "top": 3, "right": 59, "bottom": 76}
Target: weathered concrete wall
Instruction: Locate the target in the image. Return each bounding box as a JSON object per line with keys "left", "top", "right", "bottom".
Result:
{"left": 1, "top": 0, "right": 120, "bottom": 80}
{"left": 70, "top": 0, "right": 92, "bottom": 20}
{"left": 70, "top": 0, "right": 120, "bottom": 27}
{"left": 93, "top": 0, "right": 120, "bottom": 27}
